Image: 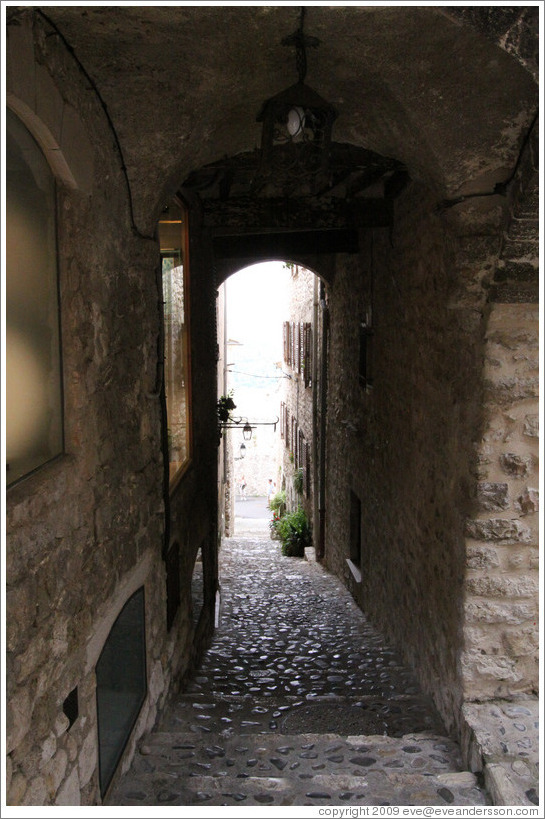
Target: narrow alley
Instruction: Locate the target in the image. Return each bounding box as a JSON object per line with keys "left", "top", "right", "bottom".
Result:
{"left": 106, "top": 528, "right": 490, "bottom": 808}
{"left": 5, "top": 7, "right": 539, "bottom": 809}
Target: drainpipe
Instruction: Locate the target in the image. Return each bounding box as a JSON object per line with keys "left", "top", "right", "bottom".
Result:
{"left": 312, "top": 277, "right": 320, "bottom": 547}
{"left": 318, "top": 281, "right": 328, "bottom": 561}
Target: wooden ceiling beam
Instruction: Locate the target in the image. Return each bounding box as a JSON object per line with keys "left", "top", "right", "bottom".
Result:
{"left": 213, "top": 229, "right": 360, "bottom": 258}
{"left": 202, "top": 197, "right": 393, "bottom": 235}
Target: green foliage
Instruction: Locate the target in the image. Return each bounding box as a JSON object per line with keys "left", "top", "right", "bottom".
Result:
{"left": 276, "top": 507, "right": 311, "bottom": 557}
{"left": 217, "top": 391, "right": 236, "bottom": 423}
{"left": 293, "top": 467, "right": 304, "bottom": 496}
{"left": 269, "top": 490, "right": 286, "bottom": 514}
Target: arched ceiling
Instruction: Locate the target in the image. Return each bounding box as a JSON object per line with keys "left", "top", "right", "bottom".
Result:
{"left": 32, "top": 5, "right": 538, "bottom": 233}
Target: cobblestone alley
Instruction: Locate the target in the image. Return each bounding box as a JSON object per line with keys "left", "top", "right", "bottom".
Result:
{"left": 106, "top": 532, "right": 491, "bottom": 808}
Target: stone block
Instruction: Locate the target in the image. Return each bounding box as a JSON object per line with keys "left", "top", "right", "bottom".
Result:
{"left": 54, "top": 713, "right": 70, "bottom": 738}
{"left": 462, "top": 651, "right": 521, "bottom": 683}
{"left": 466, "top": 545, "right": 500, "bottom": 570}
{"left": 505, "top": 547, "right": 539, "bottom": 569}
{"left": 8, "top": 772, "right": 28, "bottom": 805}
{"left": 149, "top": 659, "right": 165, "bottom": 703}
{"left": 65, "top": 734, "right": 78, "bottom": 764}
{"left": 462, "top": 700, "right": 539, "bottom": 767}
{"left": 523, "top": 414, "right": 538, "bottom": 437}
{"left": 465, "top": 600, "right": 533, "bottom": 625}
{"left": 500, "top": 453, "right": 533, "bottom": 477}
{"left": 55, "top": 766, "right": 81, "bottom": 806}
{"left": 6, "top": 754, "right": 13, "bottom": 794}
{"left": 43, "top": 749, "right": 68, "bottom": 800}
{"left": 516, "top": 487, "right": 538, "bottom": 515}
{"left": 485, "top": 376, "right": 538, "bottom": 405}
{"left": 488, "top": 282, "right": 539, "bottom": 303}
{"left": 21, "top": 775, "right": 48, "bottom": 806}
{"left": 494, "top": 260, "right": 538, "bottom": 283}
{"left": 507, "top": 217, "right": 539, "bottom": 241}
{"left": 502, "top": 626, "right": 539, "bottom": 657}
{"left": 41, "top": 733, "right": 57, "bottom": 765}
{"left": 485, "top": 763, "right": 532, "bottom": 806}
{"left": 476, "top": 482, "right": 509, "bottom": 511}
{"left": 6, "top": 688, "right": 32, "bottom": 753}
{"left": 500, "top": 235, "right": 539, "bottom": 262}
{"left": 14, "top": 634, "right": 52, "bottom": 683}
{"left": 463, "top": 626, "right": 503, "bottom": 654}
{"left": 78, "top": 730, "right": 97, "bottom": 789}
{"left": 465, "top": 575, "right": 537, "bottom": 598}
{"left": 465, "top": 518, "right": 532, "bottom": 542}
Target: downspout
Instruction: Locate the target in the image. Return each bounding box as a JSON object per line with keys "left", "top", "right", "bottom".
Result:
{"left": 312, "top": 276, "right": 320, "bottom": 547}
{"left": 318, "top": 281, "right": 329, "bottom": 561}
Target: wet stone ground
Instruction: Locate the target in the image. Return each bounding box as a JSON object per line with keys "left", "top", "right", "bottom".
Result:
{"left": 107, "top": 536, "right": 491, "bottom": 807}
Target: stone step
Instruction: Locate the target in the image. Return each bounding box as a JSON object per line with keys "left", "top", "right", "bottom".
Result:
{"left": 111, "top": 770, "right": 487, "bottom": 807}
{"left": 158, "top": 693, "right": 446, "bottom": 737}
{"left": 130, "top": 731, "right": 469, "bottom": 782}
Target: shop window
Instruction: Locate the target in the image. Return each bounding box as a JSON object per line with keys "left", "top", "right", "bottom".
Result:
{"left": 158, "top": 199, "right": 192, "bottom": 485}
{"left": 6, "top": 109, "right": 63, "bottom": 486}
{"left": 96, "top": 588, "right": 147, "bottom": 796}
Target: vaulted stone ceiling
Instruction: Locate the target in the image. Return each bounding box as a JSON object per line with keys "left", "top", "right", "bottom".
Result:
{"left": 28, "top": 5, "right": 538, "bottom": 232}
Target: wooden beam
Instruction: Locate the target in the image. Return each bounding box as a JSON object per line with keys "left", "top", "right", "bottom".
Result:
{"left": 203, "top": 196, "right": 392, "bottom": 235}
{"left": 213, "top": 229, "right": 360, "bottom": 259}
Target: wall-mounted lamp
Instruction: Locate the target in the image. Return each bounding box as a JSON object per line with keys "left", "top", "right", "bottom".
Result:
{"left": 219, "top": 416, "right": 279, "bottom": 437}
{"left": 238, "top": 443, "right": 246, "bottom": 459}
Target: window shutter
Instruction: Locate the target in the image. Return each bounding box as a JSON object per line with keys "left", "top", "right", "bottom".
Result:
{"left": 305, "top": 441, "right": 311, "bottom": 497}
{"left": 304, "top": 323, "right": 312, "bottom": 388}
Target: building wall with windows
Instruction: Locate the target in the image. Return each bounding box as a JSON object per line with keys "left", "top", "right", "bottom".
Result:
{"left": 279, "top": 266, "right": 317, "bottom": 521}
{"left": 5, "top": 15, "right": 219, "bottom": 805}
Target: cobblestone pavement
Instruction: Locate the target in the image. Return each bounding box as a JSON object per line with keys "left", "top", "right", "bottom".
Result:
{"left": 107, "top": 536, "right": 491, "bottom": 808}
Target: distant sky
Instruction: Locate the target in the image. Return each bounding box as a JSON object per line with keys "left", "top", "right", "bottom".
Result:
{"left": 226, "top": 262, "right": 291, "bottom": 346}
{"left": 225, "top": 262, "right": 292, "bottom": 392}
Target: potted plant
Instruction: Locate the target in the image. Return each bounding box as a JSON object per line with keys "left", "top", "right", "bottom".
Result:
{"left": 217, "top": 391, "right": 236, "bottom": 423}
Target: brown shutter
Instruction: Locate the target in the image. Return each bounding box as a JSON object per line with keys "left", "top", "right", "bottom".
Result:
{"left": 304, "top": 323, "right": 312, "bottom": 388}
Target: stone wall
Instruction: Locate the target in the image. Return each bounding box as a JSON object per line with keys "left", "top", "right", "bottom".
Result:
{"left": 5, "top": 13, "right": 218, "bottom": 805}
{"left": 323, "top": 161, "right": 538, "bottom": 729}
{"left": 324, "top": 183, "right": 490, "bottom": 732}
{"left": 280, "top": 266, "right": 316, "bottom": 519}
{"left": 462, "top": 302, "right": 539, "bottom": 697}
{"left": 461, "top": 120, "right": 539, "bottom": 701}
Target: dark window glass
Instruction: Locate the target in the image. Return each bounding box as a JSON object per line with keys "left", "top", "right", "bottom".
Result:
{"left": 6, "top": 109, "right": 63, "bottom": 485}
{"left": 96, "top": 588, "right": 147, "bottom": 796}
